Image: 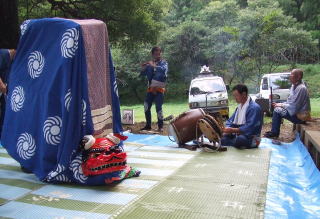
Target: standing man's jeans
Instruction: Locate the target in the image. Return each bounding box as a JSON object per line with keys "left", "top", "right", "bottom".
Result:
{"left": 271, "top": 107, "right": 304, "bottom": 136}
{"left": 144, "top": 92, "right": 164, "bottom": 129}
{"left": 221, "top": 134, "right": 254, "bottom": 149}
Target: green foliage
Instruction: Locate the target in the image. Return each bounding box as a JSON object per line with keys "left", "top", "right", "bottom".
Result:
{"left": 159, "top": 0, "right": 317, "bottom": 89}
{"left": 112, "top": 44, "right": 152, "bottom": 103}
{"left": 121, "top": 100, "right": 190, "bottom": 123}
{"left": 277, "top": 0, "right": 320, "bottom": 45}
{"left": 115, "top": 0, "right": 319, "bottom": 104}
{"left": 160, "top": 21, "right": 209, "bottom": 81}
{"left": 18, "top": 0, "right": 170, "bottom": 47}
{"left": 273, "top": 79, "right": 291, "bottom": 89}
{"left": 274, "top": 63, "right": 320, "bottom": 98}
{"left": 15, "top": 0, "right": 319, "bottom": 104}
{"left": 164, "top": 0, "right": 210, "bottom": 26}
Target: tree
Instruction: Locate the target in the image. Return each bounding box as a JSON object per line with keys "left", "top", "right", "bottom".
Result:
{"left": 0, "top": 0, "right": 19, "bottom": 48}
{"left": 164, "top": 0, "right": 210, "bottom": 27}
{"left": 278, "top": 0, "right": 320, "bottom": 49}
{"left": 199, "top": 0, "right": 241, "bottom": 82}
{"left": 237, "top": 0, "right": 248, "bottom": 8}
{"left": 161, "top": 21, "right": 209, "bottom": 81}
{"left": 237, "top": 0, "right": 317, "bottom": 85}
{"left": 160, "top": 0, "right": 317, "bottom": 89}
{"left": 112, "top": 45, "right": 152, "bottom": 103}
{"left": 17, "top": 0, "right": 170, "bottom": 48}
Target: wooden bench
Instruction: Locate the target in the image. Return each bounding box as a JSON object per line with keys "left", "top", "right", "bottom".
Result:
{"left": 296, "top": 119, "right": 320, "bottom": 143}
{"left": 304, "top": 130, "right": 320, "bottom": 169}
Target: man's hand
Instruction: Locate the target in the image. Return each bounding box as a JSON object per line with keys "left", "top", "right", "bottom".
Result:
{"left": 147, "top": 61, "right": 156, "bottom": 67}
{"left": 141, "top": 61, "right": 157, "bottom": 67}
{"left": 223, "top": 127, "right": 234, "bottom": 134}
{"left": 272, "top": 102, "right": 283, "bottom": 108}
{"left": 0, "top": 80, "right": 7, "bottom": 94}
{"left": 223, "top": 127, "right": 240, "bottom": 134}
{"left": 8, "top": 49, "right": 16, "bottom": 60}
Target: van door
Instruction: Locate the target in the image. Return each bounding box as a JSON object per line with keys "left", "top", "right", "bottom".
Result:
{"left": 260, "top": 77, "right": 269, "bottom": 99}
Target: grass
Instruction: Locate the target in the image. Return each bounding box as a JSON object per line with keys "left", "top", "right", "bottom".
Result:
{"left": 121, "top": 101, "right": 189, "bottom": 123}
{"left": 120, "top": 64, "right": 320, "bottom": 123}
{"left": 311, "top": 98, "right": 320, "bottom": 117}
{"left": 121, "top": 98, "right": 320, "bottom": 123}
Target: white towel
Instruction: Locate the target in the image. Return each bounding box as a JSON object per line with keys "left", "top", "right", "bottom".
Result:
{"left": 233, "top": 97, "right": 250, "bottom": 125}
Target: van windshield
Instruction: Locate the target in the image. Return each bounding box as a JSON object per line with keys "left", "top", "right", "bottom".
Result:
{"left": 270, "top": 74, "right": 291, "bottom": 89}
{"left": 190, "top": 79, "right": 225, "bottom": 95}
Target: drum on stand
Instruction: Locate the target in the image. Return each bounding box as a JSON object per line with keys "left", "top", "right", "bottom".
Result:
{"left": 168, "top": 108, "right": 205, "bottom": 145}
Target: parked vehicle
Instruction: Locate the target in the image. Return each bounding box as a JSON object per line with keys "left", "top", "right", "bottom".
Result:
{"left": 255, "top": 72, "right": 291, "bottom": 115}
{"left": 188, "top": 67, "right": 229, "bottom": 118}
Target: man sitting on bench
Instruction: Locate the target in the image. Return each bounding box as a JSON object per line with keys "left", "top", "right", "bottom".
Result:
{"left": 264, "top": 69, "right": 311, "bottom": 138}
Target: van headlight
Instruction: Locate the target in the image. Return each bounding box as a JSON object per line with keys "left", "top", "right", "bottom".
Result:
{"left": 219, "top": 100, "right": 228, "bottom": 105}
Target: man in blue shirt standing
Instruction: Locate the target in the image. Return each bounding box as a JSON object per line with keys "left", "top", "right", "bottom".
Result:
{"left": 140, "top": 47, "right": 168, "bottom": 132}
{"left": 221, "top": 84, "right": 263, "bottom": 149}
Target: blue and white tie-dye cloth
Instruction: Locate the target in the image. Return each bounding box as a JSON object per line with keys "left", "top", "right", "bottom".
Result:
{"left": 1, "top": 18, "right": 131, "bottom": 185}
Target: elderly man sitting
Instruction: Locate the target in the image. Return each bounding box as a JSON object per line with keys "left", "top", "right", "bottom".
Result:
{"left": 264, "top": 69, "right": 311, "bottom": 138}
{"left": 221, "top": 84, "right": 263, "bottom": 149}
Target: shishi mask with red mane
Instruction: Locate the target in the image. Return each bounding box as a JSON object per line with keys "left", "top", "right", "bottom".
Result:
{"left": 81, "top": 134, "right": 129, "bottom": 176}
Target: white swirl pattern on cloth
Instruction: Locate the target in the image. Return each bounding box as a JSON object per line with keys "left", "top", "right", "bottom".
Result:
{"left": 70, "top": 154, "right": 88, "bottom": 183}
{"left": 47, "top": 164, "right": 65, "bottom": 179}
{"left": 61, "top": 28, "right": 79, "bottom": 58}
{"left": 11, "top": 86, "right": 25, "bottom": 112}
{"left": 20, "top": 20, "right": 31, "bottom": 36}
{"left": 46, "top": 164, "right": 72, "bottom": 182}
{"left": 82, "top": 100, "right": 87, "bottom": 126}
{"left": 43, "top": 116, "right": 62, "bottom": 145}
{"left": 17, "top": 133, "right": 36, "bottom": 160}
{"left": 114, "top": 81, "right": 119, "bottom": 97}
{"left": 64, "top": 89, "right": 72, "bottom": 111}
{"left": 28, "top": 51, "right": 45, "bottom": 79}
{"left": 55, "top": 174, "right": 72, "bottom": 182}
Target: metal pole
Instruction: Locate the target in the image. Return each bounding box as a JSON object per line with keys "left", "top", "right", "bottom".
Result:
{"left": 270, "top": 86, "right": 273, "bottom": 114}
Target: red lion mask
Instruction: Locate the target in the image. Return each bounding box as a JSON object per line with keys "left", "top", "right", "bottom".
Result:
{"left": 81, "top": 134, "right": 129, "bottom": 176}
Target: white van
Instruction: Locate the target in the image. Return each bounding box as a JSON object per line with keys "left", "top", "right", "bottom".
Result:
{"left": 258, "top": 72, "right": 291, "bottom": 101}
{"left": 255, "top": 72, "right": 291, "bottom": 115}
{"left": 188, "top": 71, "right": 229, "bottom": 118}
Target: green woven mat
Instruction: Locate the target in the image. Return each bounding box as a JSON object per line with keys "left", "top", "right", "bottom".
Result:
{"left": 114, "top": 147, "right": 270, "bottom": 219}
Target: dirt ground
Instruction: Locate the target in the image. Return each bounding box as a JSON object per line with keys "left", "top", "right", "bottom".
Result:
{"left": 123, "top": 118, "right": 320, "bottom": 143}
{"left": 122, "top": 121, "right": 295, "bottom": 143}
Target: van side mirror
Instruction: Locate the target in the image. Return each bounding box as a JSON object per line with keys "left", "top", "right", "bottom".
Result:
{"left": 185, "top": 89, "right": 189, "bottom": 95}
{"left": 226, "top": 85, "right": 230, "bottom": 91}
